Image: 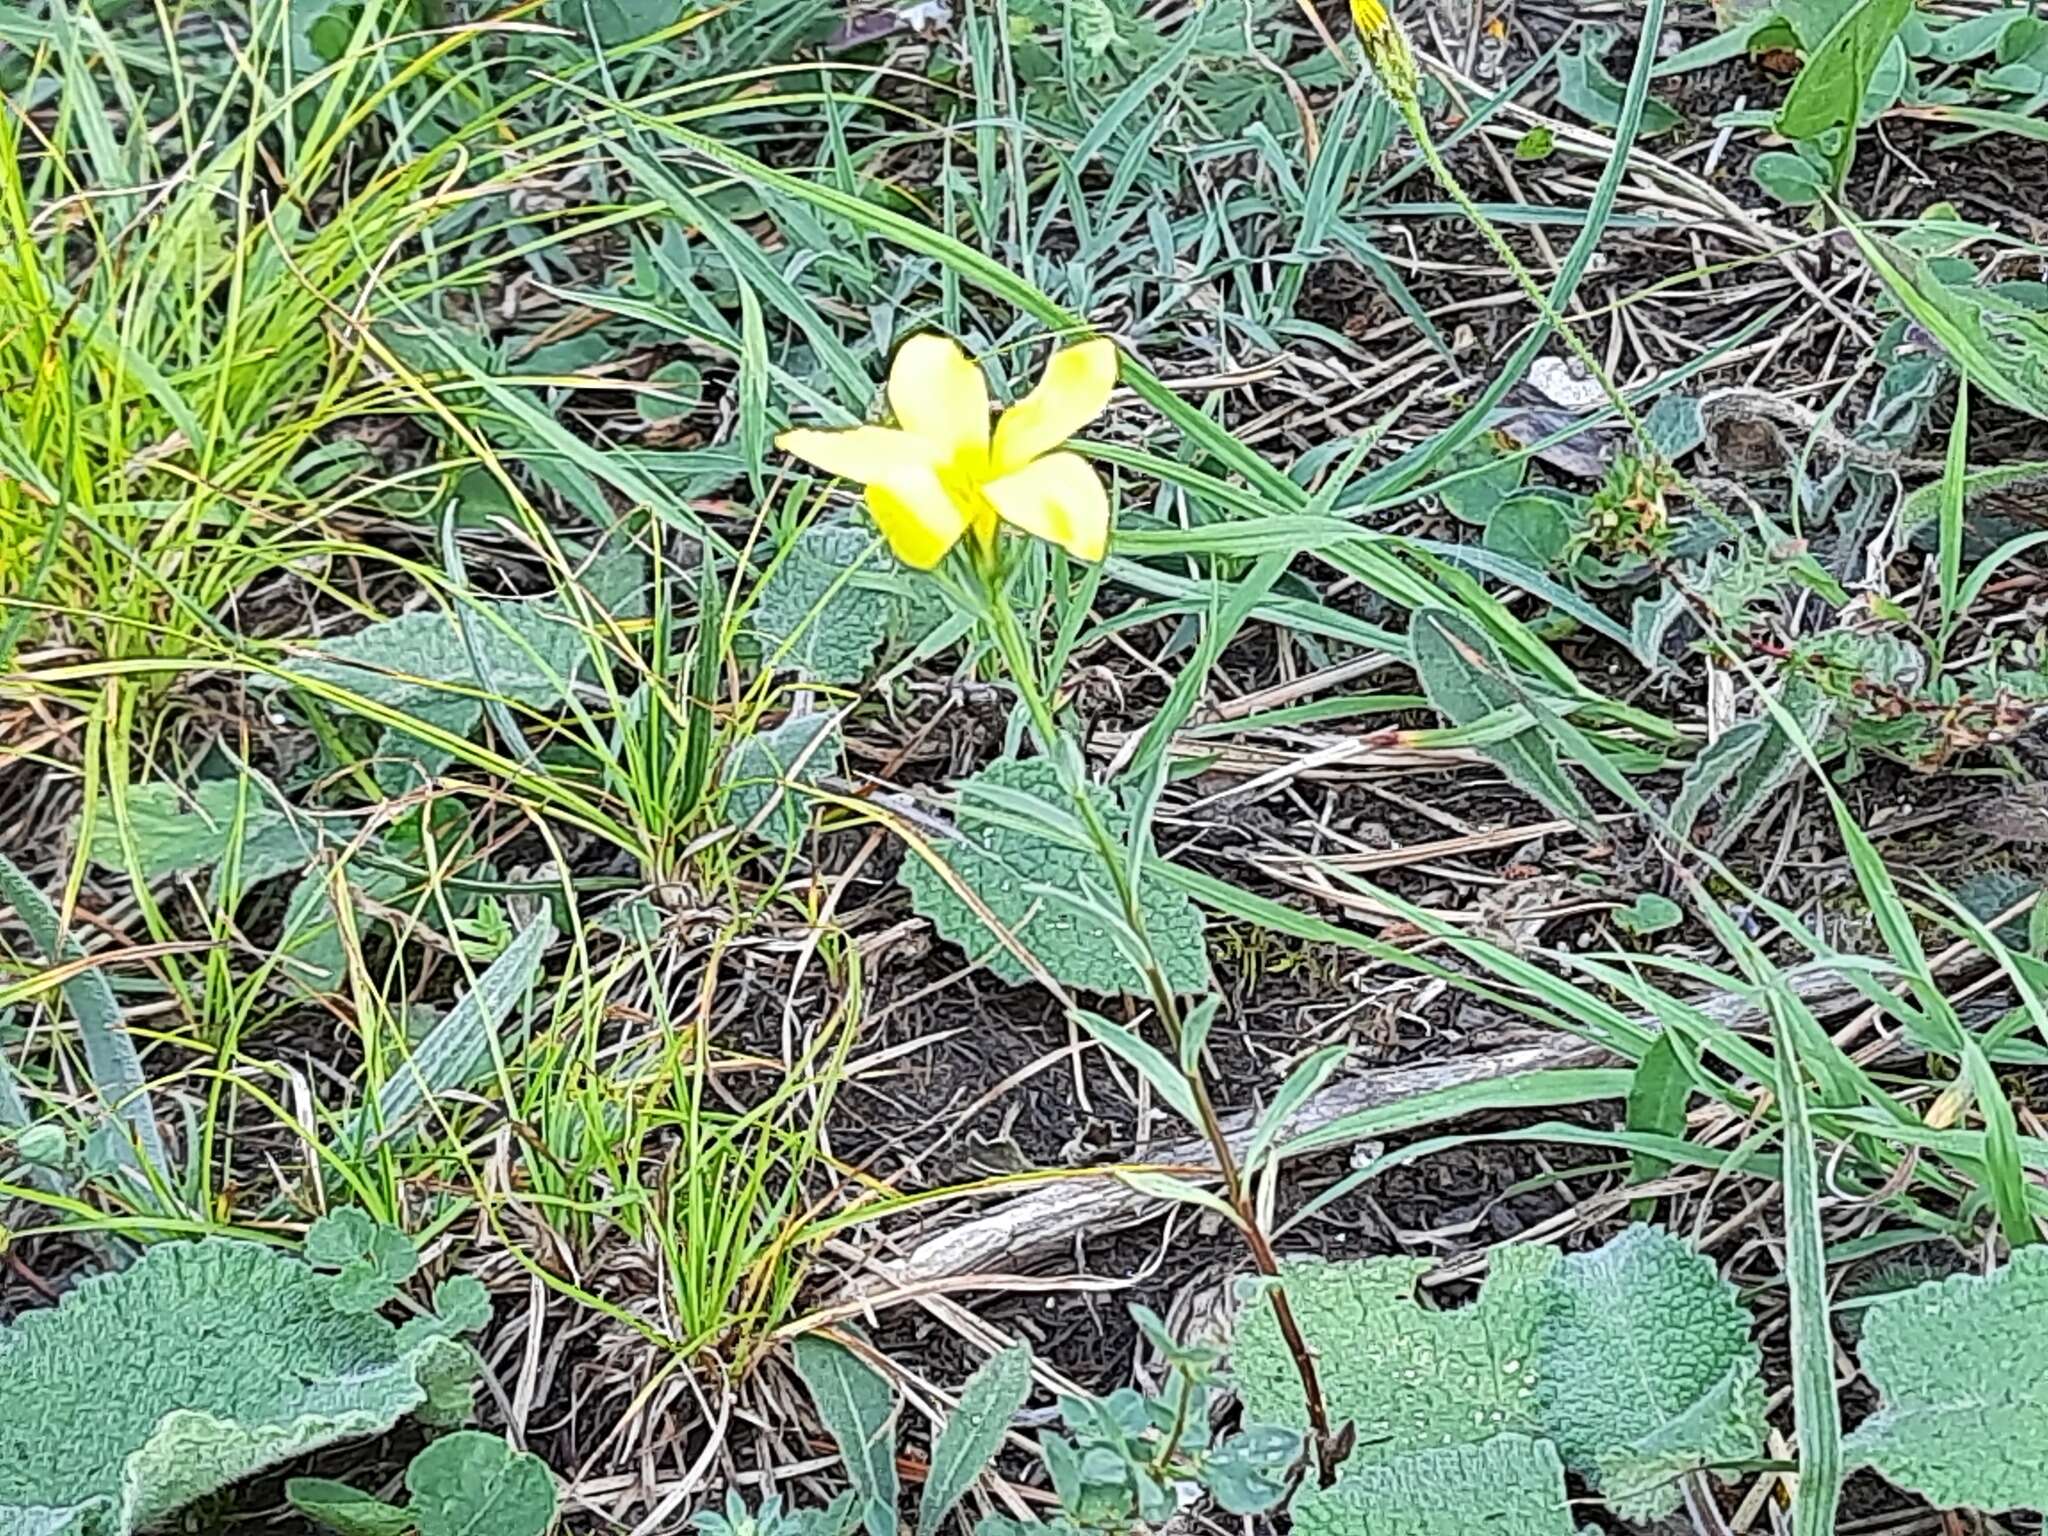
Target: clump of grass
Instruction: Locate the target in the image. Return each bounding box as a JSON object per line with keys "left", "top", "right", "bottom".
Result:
{"left": 0, "top": 3, "right": 520, "bottom": 668}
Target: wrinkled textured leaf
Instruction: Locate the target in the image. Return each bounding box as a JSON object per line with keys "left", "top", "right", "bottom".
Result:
{"left": 900, "top": 758, "right": 1208, "bottom": 995}
{"left": 0, "top": 1240, "right": 472, "bottom": 1536}
{"left": 1233, "top": 1249, "right": 1551, "bottom": 1457}
{"left": 1288, "top": 1435, "right": 1573, "bottom": 1536}
{"left": 305, "top": 1210, "right": 419, "bottom": 1315}
{"left": 408, "top": 1432, "right": 557, "bottom": 1536}
{"left": 1845, "top": 1246, "right": 2048, "bottom": 1510}
{"left": 748, "top": 525, "right": 948, "bottom": 683}
{"left": 723, "top": 713, "right": 840, "bottom": 850}
{"left": 1410, "top": 608, "right": 1597, "bottom": 832}
{"left": 1533, "top": 1225, "right": 1767, "bottom": 1518}
{"left": 432, "top": 1277, "right": 494, "bottom": 1335}
{"left": 792, "top": 1334, "right": 898, "bottom": 1536}
{"left": 1238, "top": 1229, "right": 1764, "bottom": 1525}
{"left": 919, "top": 1345, "right": 1032, "bottom": 1534}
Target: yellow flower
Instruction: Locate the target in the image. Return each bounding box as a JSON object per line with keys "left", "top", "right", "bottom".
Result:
{"left": 777, "top": 333, "right": 1118, "bottom": 569}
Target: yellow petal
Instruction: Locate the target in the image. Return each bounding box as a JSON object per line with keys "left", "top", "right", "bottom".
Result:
{"left": 887, "top": 334, "right": 990, "bottom": 469}
{"left": 982, "top": 452, "right": 1110, "bottom": 562}
{"left": 991, "top": 337, "right": 1118, "bottom": 475}
{"left": 777, "top": 425, "right": 941, "bottom": 486}
{"left": 865, "top": 464, "right": 973, "bottom": 570}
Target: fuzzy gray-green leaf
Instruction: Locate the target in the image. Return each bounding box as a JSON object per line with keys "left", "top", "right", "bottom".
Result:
{"left": 723, "top": 713, "right": 840, "bottom": 851}
{"left": 1288, "top": 1435, "right": 1573, "bottom": 1536}
{"left": 0, "top": 1239, "right": 471, "bottom": 1536}
{"left": 900, "top": 758, "right": 1208, "bottom": 995}
{"left": 1410, "top": 608, "right": 1596, "bottom": 832}
{"left": 793, "top": 1334, "right": 899, "bottom": 1536}
{"left": 80, "top": 776, "right": 332, "bottom": 903}
{"left": 1557, "top": 25, "right": 1681, "bottom": 135}
{"left": 918, "top": 1345, "right": 1031, "bottom": 1535}
{"left": 749, "top": 524, "right": 948, "bottom": 683}
{"left": 279, "top": 575, "right": 633, "bottom": 792}
{"left": 1845, "top": 1246, "right": 2048, "bottom": 1511}
{"left": 1533, "top": 1224, "right": 1767, "bottom": 1518}
{"left": 1233, "top": 1249, "right": 1552, "bottom": 1457}
{"left": 407, "top": 1431, "right": 557, "bottom": 1536}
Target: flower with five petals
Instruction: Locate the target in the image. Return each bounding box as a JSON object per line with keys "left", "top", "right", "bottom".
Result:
{"left": 776, "top": 333, "right": 1118, "bottom": 569}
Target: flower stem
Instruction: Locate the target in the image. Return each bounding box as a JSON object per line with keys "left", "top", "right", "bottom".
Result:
{"left": 979, "top": 572, "right": 1343, "bottom": 1484}
{"left": 1399, "top": 100, "right": 1657, "bottom": 455}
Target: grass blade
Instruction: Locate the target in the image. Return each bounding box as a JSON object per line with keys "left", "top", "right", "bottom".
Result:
{"left": 0, "top": 852, "right": 168, "bottom": 1180}
{"left": 1770, "top": 982, "right": 1844, "bottom": 1536}
{"left": 1934, "top": 381, "right": 1968, "bottom": 659}
{"left": 349, "top": 910, "right": 554, "bottom": 1149}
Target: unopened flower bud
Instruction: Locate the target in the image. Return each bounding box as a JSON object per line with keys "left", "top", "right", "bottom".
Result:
{"left": 1350, "top": 0, "right": 1422, "bottom": 110}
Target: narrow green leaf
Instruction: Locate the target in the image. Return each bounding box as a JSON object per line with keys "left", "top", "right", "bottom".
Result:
{"left": 1244, "top": 1045, "right": 1349, "bottom": 1176}
{"left": 1115, "top": 1169, "right": 1245, "bottom": 1229}
{"left": 1073, "top": 1010, "right": 1202, "bottom": 1127}
{"left": 1625, "top": 1033, "right": 1694, "bottom": 1208}
{"left": 1934, "top": 381, "right": 1969, "bottom": 655}
{"left": 1771, "top": 987, "right": 1844, "bottom": 1536}
{"left": 1179, "top": 994, "right": 1220, "bottom": 1081}
{"left": 286, "top": 1478, "right": 411, "bottom": 1536}
{"left": 0, "top": 853, "right": 166, "bottom": 1179}
{"left": 1959, "top": 1038, "right": 2037, "bottom": 1247}
{"left": 350, "top": 912, "right": 554, "bottom": 1148}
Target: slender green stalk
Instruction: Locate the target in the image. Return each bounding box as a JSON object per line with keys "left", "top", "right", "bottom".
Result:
{"left": 1398, "top": 102, "right": 1654, "bottom": 450}
{"left": 976, "top": 566, "right": 1341, "bottom": 1482}
{"left": 1770, "top": 989, "right": 1844, "bottom": 1535}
